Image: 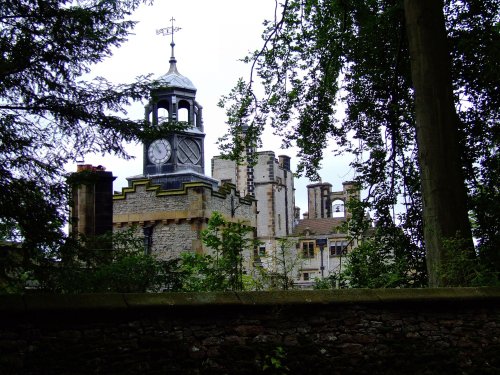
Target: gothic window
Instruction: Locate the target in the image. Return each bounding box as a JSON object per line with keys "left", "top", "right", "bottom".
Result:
{"left": 177, "top": 138, "right": 201, "bottom": 164}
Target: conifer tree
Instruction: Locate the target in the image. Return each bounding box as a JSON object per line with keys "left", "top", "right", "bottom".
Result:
{"left": 0, "top": 0, "right": 156, "bottom": 251}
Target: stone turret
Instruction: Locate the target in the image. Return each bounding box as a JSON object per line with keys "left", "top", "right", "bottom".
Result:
{"left": 69, "top": 164, "right": 115, "bottom": 237}
{"left": 306, "top": 180, "right": 360, "bottom": 219}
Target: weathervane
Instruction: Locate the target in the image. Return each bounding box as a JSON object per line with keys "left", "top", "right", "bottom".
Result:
{"left": 157, "top": 17, "right": 182, "bottom": 63}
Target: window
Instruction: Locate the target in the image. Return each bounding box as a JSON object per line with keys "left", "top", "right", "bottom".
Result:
{"left": 329, "top": 241, "right": 348, "bottom": 256}
{"left": 302, "top": 241, "right": 315, "bottom": 258}
{"left": 303, "top": 272, "right": 309, "bottom": 281}
{"left": 254, "top": 246, "right": 266, "bottom": 258}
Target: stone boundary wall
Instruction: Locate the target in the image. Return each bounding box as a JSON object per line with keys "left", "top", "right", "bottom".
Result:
{"left": 1, "top": 288, "right": 499, "bottom": 374}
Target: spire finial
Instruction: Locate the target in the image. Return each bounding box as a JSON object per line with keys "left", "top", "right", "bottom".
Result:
{"left": 156, "top": 18, "right": 182, "bottom": 72}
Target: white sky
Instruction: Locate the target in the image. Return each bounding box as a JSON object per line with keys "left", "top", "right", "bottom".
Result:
{"left": 74, "top": 0, "right": 354, "bottom": 215}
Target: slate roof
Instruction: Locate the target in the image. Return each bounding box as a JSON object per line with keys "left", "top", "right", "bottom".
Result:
{"left": 157, "top": 62, "right": 196, "bottom": 91}
{"left": 157, "top": 70, "right": 196, "bottom": 91}
{"left": 293, "top": 217, "right": 347, "bottom": 236}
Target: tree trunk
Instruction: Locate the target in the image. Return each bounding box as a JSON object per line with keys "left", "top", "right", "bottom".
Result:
{"left": 404, "top": 0, "right": 474, "bottom": 286}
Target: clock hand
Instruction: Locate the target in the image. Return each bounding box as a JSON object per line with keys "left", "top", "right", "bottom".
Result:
{"left": 155, "top": 144, "right": 163, "bottom": 158}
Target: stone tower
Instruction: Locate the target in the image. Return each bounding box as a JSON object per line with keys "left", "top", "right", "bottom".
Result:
{"left": 139, "top": 20, "right": 215, "bottom": 190}
{"left": 306, "top": 181, "right": 360, "bottom": 219}
{"left": 113, "top": 21, "right": 256, "bottom": 259}
{"left": 212, "top": 151, "right": 295, "bottom": 255}
{"left": 69, "top": 164, "right": 115, "bottom": 237}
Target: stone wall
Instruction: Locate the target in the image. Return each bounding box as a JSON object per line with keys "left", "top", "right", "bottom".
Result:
{"left": 212, "top": 151, "right": 295, "bottom": 244}
{"left": 113, "top": 180, "right": 256, "bottom": 258}
{"left": 1, "top": 288, "right": 499, "bottom": 374}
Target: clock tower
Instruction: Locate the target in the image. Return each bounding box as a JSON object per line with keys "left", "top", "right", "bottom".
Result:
{"left": 142, "top": 19, "right": 215, "bottom": 190}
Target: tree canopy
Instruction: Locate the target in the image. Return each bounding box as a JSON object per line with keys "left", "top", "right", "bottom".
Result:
{"left": 219, "top": 0, "right": 499, "bottom": 285}
{"left": 0, "top": 0, "right": 158, "bottom": 251}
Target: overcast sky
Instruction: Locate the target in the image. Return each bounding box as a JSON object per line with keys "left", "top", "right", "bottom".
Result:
{"left": 75, "top": 0, "right": 353, "bottom": 214}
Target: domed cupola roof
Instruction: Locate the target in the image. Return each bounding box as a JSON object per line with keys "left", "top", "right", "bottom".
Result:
{"left": 157, "top": 62, "right": 196, "bottom": 91}
{"left": 156, "top": 21, "right": 196, "bottom": 92}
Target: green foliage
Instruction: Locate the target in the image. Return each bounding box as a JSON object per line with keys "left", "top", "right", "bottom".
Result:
{"left": 220, "top": 0, "right": 499, "bottom": 285}
{"left": 313, "top": 272, "right": 347, "bottom": 289}
{"left": 445, "top": 0, "right": 500, "bottom": 267}
{"left": 0, "top": 0, "right": 163, "bottom": 255}
{"left": 176, "top": 252, "right": 226, "bottom": 292}
{"left": 342, "top": 229, "right": 427, "bottom": 288}
{"left": 343, "top": 240, "right": 400, "bottom": 289}
{"left": 313, "top": 276, "right": 334, "bottom": 290}
{"left": 178, "top": 212, "right": 256, "bottom": 292}
{"left": 246, "top": 262, "right": 276, "bottom": 291}
{"left": 1, "top": 228, "right": 181, "bottom": 294}
{"left": 217, "top": 78, "right": 264, "bottom": 166}
{"left": 0, "top": 243, "right": 30, "bottom": 294}
{"left": 263, "top": 346, "right": 289, "bottom": 374}
{"left": 254, "top": 238, "right": 302, "bottom": 290}
{"left": 339, "top": 198, "right": 427, "bottom": 288}
{"left": 241, "top": 273, "right": 267, "bottom": 291}
{"left": 437, "top": 236, "right": 500, "bottom": 287}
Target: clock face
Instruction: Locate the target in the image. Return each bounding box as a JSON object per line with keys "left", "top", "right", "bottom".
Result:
{"left": 148, "top": 139, "right": 172, "bottom": 164}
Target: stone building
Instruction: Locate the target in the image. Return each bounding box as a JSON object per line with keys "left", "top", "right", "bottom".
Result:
{"left": 293, "top": 181, "right": 362, "bottom": 287}
{"left": 69, "top": 164, "right": 115, "bottom": 238}
{"left": 113, "top": 179, "right": 256, "bottom": 260}
{"left": 212, "top": 151, "right": 296, "bottom": 260}
{"left": 69, "top": 30, "right": 365, "bottom": 288}
{"left": 109, "top": 30, "right": 257, "bottom": 263}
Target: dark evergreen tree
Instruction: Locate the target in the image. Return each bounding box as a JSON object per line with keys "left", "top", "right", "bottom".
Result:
{"left": 0, "top": 1, "right": 157, "bottom": 252}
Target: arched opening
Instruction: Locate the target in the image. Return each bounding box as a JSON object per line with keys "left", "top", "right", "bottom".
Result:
{"left": 178, "top": 108, "right": 188, "bottom": 123}
{"left": 178, "top": 100, "right": 190, "bottom": 123}
{"left": 157, "top": 108, "right": 169, "bottom": 124}
{"left": 331, "top": 199, "right": 345, "bottom": 218}
{"left": 157, "top": 100, "right": 170, "bottom": 125}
